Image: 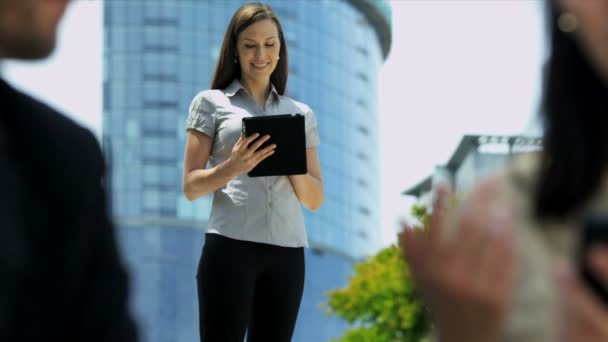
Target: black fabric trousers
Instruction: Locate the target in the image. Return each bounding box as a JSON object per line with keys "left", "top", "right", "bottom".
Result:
{"left": 196, "top": 233, "right": 305, "bottom": 342}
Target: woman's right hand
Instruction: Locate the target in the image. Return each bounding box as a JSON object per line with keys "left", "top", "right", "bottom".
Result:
{"left": 227, "top": 133, "right": 276, "bottom": 175}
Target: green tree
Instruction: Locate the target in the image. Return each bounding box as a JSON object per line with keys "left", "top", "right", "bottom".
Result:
{"left": 324, "top": 204, "right": 432, "bottom": 342}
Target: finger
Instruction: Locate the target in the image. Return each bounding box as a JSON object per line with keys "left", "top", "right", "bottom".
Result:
{"left": 426, "top": 185, "right": 459, "bottom": 276}
{"left": 589, "top": 245, "right": 608, "bottom": 287}
{"left": 469, "top": 205, "right": 514, "bottom": 277}
{"left": 253, "top": 144, "right": 277, "bottom": 158}
{"left": 241, "top": 133, "right": 260, "bottom": 148}
{"left": 485, "top": 212, "right": 516, "bottom": 295}
{"left": 556, "top": 263, "right": 608, "bottom": 336}
{"left": 399, "top": 223, "right": 427, "bottom": 282}
{"left": 248, "top": 134, "right": 271, "bottom": 152}
{"left": 428, "top": 185, "right": 470, "bottom": 281}
{"left": 456, "top": 204, "right": 486, "bottom": 271}
{"left": 457, "top": 175, "right": 501, "bottom": 228}
{"left": 456, "top": 177, "right": 504, "bottom": 271}
{"left": 252, "top": 148, "right": 275, "bottom": 165}
{"left": 429, "top": 184, "right": 451, "bottom": 244}
{"left": 397, "top": 221, "right": 413, "bottom": 250}
{"left": 458, "top": 175, "right": 501, "bottom": 233}
{"left": 231, "top": 135, "right": 244, "bottom": 153}
{"left": 399, "top": 222, "right": 418, "bottom": 261}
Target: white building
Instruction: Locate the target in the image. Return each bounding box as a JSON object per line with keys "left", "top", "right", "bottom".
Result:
{"left": 403, "top": 134, "right": 542, "bottom": 203}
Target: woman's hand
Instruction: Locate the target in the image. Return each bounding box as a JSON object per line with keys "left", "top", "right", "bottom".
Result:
{"left": 227, "top": 133, "right": 276, "bottom": 175}
{"left": 182, "top": 131, "right": 276, "bottom": 201}
{"left": 398, "top": 177, "right": 517, "bottom": 342}
{"left": 555, "top": 246, "right": 608, "bottom": 342}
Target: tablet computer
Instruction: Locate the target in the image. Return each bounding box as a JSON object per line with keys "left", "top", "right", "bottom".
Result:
{"left": 242, "top": 114, "right": 307, "bottom": 177}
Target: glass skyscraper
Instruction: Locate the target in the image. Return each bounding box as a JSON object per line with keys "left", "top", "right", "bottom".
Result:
{"left": 103, "top": 1, "right": 391, "bottom": 341}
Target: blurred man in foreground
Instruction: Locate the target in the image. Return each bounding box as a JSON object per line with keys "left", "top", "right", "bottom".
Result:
{"left": 0, "top": 1, "right": 137, "bottom": 340}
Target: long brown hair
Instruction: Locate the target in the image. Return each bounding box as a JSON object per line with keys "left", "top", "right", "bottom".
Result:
{"left": 534, "top": 1, "right": 608, "bottom": 219}
{"left": 210, "top": 3, "right": 288, "bottom": 95}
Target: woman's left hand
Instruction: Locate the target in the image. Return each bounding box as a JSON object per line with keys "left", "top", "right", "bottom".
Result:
{"left": 555, "top": 246, "right": 608, "bottom": 342}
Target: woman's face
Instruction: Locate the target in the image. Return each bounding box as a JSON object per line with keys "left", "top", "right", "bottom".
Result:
{"left": 560, "top": 0, "right": 608, "bottom": 83}
{"left": 236, "top": 19, "right": 281, "bottom": 86}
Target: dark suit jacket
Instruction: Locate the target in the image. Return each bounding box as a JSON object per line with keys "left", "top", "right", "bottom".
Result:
{"left": 0, "top": 79, "right": 137, "bottom": 341}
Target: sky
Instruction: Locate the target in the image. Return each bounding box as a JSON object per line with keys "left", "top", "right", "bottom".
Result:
{"left": 3, "top": 0, "right": 546, "bottom": 248}
{"left": 378, "top": 0, "right": 545, "bottom": 244}
{"left": 3, "top": 1, "right": 103, "bottom": 136}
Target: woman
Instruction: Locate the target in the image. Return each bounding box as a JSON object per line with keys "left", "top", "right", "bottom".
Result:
{"left": 182, "top": 3, "right": 323, "bottom": 342}
{"left": 400, "top": 0, "right": 608, "bottom": 341}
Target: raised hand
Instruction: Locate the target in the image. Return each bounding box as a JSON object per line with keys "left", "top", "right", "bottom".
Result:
{"left": 399, "top": 177, "right": 517, "bottom": 342}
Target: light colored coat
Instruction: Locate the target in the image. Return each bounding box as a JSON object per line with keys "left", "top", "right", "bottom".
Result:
{"left": 490, "top": 153, "right": 608, "bottom": 341}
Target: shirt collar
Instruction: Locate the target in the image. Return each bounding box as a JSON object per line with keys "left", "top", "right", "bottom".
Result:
{"left": 224, "top": 79, "right": 280, "bottom": 102}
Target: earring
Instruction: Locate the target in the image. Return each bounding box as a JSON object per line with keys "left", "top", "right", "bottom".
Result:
{"left": 558, "top": 12, "right": 577, "bottom": 33}
{"left": 234, "top": 56, "right": 238, "bottom": 64}
{"left": 277, "top": 56, "right": 280, "bottom": 60}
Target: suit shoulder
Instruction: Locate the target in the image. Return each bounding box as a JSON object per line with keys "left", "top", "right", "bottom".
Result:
{"left": 8, "top": 84, "right": 101, "bottom": 160}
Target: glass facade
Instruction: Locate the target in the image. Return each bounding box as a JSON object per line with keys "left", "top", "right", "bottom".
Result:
{"left": 103, "top": 1, "right": 391, "bottom": 341}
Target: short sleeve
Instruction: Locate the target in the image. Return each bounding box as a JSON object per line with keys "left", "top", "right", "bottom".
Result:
{"left": 185, "top": 90, "right": 216, "bottom": 139}
{"left": 304, "top": 107, "right": 320, "bottom": 148}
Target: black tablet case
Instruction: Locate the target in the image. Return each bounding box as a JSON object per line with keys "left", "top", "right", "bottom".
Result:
{"left": 242, "top": 114, "right": 307, "bottom": 177}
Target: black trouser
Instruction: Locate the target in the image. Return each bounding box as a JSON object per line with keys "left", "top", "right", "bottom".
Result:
{"left": 196, "top": 233, "right": 305, "bottom": 342}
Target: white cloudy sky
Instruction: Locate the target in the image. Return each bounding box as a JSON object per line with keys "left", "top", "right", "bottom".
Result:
{"left": 379, "top": 0, "right": 545, "bottom": 244}
{"left": 3, "top": 1, "right": 103, "bottom": 136}
{"left": 2, "top": 0, "right": 546, "bottom": 247}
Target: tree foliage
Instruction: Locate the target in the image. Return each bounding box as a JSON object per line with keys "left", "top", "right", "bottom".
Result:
{"left": 324, "top": 204, "right": 431, "bottom": 342}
